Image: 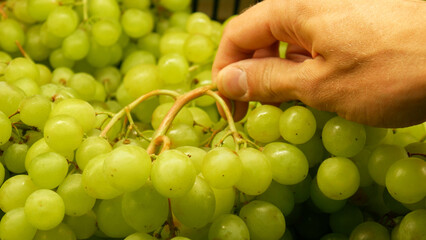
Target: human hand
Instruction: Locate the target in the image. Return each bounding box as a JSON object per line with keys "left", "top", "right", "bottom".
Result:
{"left": 212, "top": 0, "right": 426, "bottom": 127}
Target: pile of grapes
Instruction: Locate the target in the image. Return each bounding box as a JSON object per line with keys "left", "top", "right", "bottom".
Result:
{"left": 0, "top": 0, "right": 425, "bottom": 239}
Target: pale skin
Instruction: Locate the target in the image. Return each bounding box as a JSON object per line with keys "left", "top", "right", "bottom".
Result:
{"left": 212, "top": 0, "right": 426, "bottom": 128}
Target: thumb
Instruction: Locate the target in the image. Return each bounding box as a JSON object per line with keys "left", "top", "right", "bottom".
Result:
{"left": 216, "top": 57, "right": 321, "bottom": 103}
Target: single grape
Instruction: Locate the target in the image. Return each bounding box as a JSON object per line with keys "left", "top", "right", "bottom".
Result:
{"left": 125, "top": 232, "right": 157, "bottom": 240}
{"left": 19, "top": 94, "right": 51, "bottom": 129}
{"left": 0, "top": 111, "right": 12, "bottom": 145}
{"left": 4, "top": 57, "right": 40, "bottom": 83}
{"left": 33, "top": 222, "right": 76, "bottom": 240}
{"left": 235, "top": 148, "right": 273, "bottom": 196}
{"left": 67, "top": 72, "right": 97, "bottom": 101}
{"left": 0, "top": 175, "right": 39, "bottom": 213}
{"left": 0, "top": 207, "right": 37, "bottom": 240}
{"left": 166, "top": 123, "right": 201, "bottom": 148}
{"left": 211, "top": 187, "right": 236, "bottom": 220}
{"left": 160, "top": 0, "right": 191, "bottom": 12}
{"left": 397, "top": 209, "right": 426, "bottom": 240}
{"left": 239, "top": 200, "right": 286, "bottom": 240}
{"left": 123, "top": 64, "right": 162, "bottom": 99}
{"left": 44, "top": 114, "right": 84, "bottom": 152}
{"left": 122, "top": 180, "right": 169, "bottom": 233}
{"left": 46, "top": 6, "right": 79, "bottom": 38}
{"left": 171, "top": 176, "right": 216, "bottom": 228}
{"left": 11, "top": 77, "right": 41, "bottom": 96}
{"left": 3, "top": 143, "right": 28, "bottom": 173}
{"left": 160, "top": 31, "right": 189, "bottom": 55}
{"left": 28, "top": 151, "right": 69, "bottom": 189}
{"left": 158, "top": 53, "right": 189, "bottom": 85}
{"left": 94, "top": 66, "right": 122, "bottom": 95}
{"left": 208, "top": 214, "right": 250, "bottom": 240}
{"left": 122, "top": 0, "right": 150, "bottom": 10}
{"left": 151, "top": 149, "right": 197, "bottom": 198}
{"left": 256, "top": 180, "right": 295, "bottom": 216}
{"left": 151, "top": 102, "right": 193, "bottom": 130}
{"left": 64, "top": 211, "right": 97, "bottom": 240}
{"left": 202, "top": 147, "right": 242, "bottom": 189}
{"left": 317, "top": 157, "right": 360, "bottom": 200}
{"left": 0, "top": 19, "right": 25, "bottom": 53}
{"left": 49, "top": 49, "right": 75, "bottom": 69}
{"left": 263, "top": 142, "right": 309, "bottom": 185}
{"left": 349, "top": 221, "right": 390, "bottom": 240}
{"left": 279, "top": 106, "right": 316, "bottom": 144}
{"left": 92, "top": 19, "right": 121, "bottom": 46}
{"left": 25, "top": 24, "right": 51, "bottom": 62}
{"left": 76, "top": 136, "right": 112, "bottom": 170}
{"left": 246, "top": 104, "right": 282, "bottom": 143}
{"left": 322, "top": 116, "right": 366, "bottom": 157}
{"left": 310, "top": 177, "right": 347, "bottom": 213}
{"left": 24, "top": 189, "right": 65, "bottom": 230}
{"left": 86, "top": 39, "right": 113, "bottom": 68}
{"left": 184, "top": 34, "right": 215, "bottom": 63}
{"left": 121, "top": 9, "right": 154, "bottom": 38}
{"left": 88, "top": 0, "right": 120, "bottom": 20}
{"left": 50, "top": 98, "right": 96, "bottom": 132}
{"left": 176, "top": 145, "right": 207, "bottom": 173}
{"left": 62, "top": 28, "right": 90, "bottom": 60}
{"left": 95, "top": 196, "right": 134, "bottom": 238}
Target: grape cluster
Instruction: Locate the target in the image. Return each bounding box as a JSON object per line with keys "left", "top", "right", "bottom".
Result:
{"left": 0, "top": 0, "right": 426, "bottom": 240}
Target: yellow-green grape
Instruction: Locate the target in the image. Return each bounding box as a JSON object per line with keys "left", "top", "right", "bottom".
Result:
{"left": 279, "top": 106, "right": 316, "bottom": 144}
{"left": 28, "top": 152, "right": 68, "bottom": 189}
{"left": 67, "top": 72, "right": 97, "bottom": 101}
{"left": 44, "top": 114, "right": 84, "bottom": 152}
{"left": 0, "top": 82, "right": 26, "bottom": 117}
{"left": 95, "top": 196, "right": 134, "bottom": 238}
{"left": 351, "top": 148, "right": 374, "bottom": 187}
{"left": 33, "top": 222, "right": 76, "bottom": 240}
{"left": 0, "top": 111, "right": 12, "bottom": 146}
{"left": 385, "top": 157, "right": 426, "bottom": 204}
{"left": 0, "top": 207, "right": 37, "bottom": 240}
{"left": 0, "top": 19, "right": 25, "bottom": 53}
{"left": 208, "top": 214, "right": 250, "bottom": 240}
{"left": 256, "top": 180, "right": 295, "bottom": 216}
{"left": 211, "top": 187, "right": 235, "bottom": 220}
{"left": 123, "top": 64, "right": 162, "bottom": 99}
{"left": 11, "top": 77, "right": 41, "bottom": 96}
{"left": 160, "top": 0, "right": 191, "bottom": 12}
{"left": 64, "top": 211, "right": 97, "bottom": 239}
{"left": 25, "top": 138, "right": 73, "bottom": 171}
{"left": 0, "top": 175, "right": 39, "bottom": 212}
{"left": 19, "top": 95, "right": 52, "bottom": 129}
{"left": 158, "top": 53, "right": 189, "bottom": 85}
{"left": 28, "top": 0, "right": 59, "bottom": 21}
{"left": 46, "top": 6, "right": 79, "bottom": 38}
{"left": 160, "top": 32, "right": 189, "bottom": 55}
{"left": 317, "top": 157, "right": 360, "bottom": 200}
{"left": 120, "top": 50, "right": 156, "bottom": 75}
{"left": 349, "top": 221, "right": 390, "bottom": 240}
{"left": 3, "top": 143, "right": 28, "bottom": 174}
{"left": 88, "top": 0, "right": 121, "bottom": 20}
{"left": 202, "top": 147, "right": 242, "bottom": 189}
{"left": 4, "top": 57, "right": 40, "bottom": 84}
{"left": 246, "top": 104, "right": 282, "bottom": 143}
{"left": 151, "top": 149, "right": 197, "bottom": 198}
{"left": 176, "top": 145, "right": 207, "bottom": 174}
{"left": 171, "top": 176, "right": 216, "bottom": 228}
{"left": 122, "top": 180, "right": 169, "bottom": 233}
{"left": 125, "top": 232, "right": 157, "bottom": 240}
{"left": 166, "top": 123, "right": 201, "bottom": 148}
{"left": 121, "top": 9, "right": 154, "bottom": 38}
{"left": 24, "top": 189, "right": 65, "bottom": 230}
{"left": 75, "top": 136, "right": 112, "bottom": 171}
{"left": 310, "top": 177, "right": 347, "bottom": 213}
{"left": 397, "top": 209, "right": 426, "bottom": 240}
{"left": 62, "top": 28, "right": 90, "bottom": 60}
{"left": 92, "top": 19, "right": 121, "bottom": 47}
{"left": 235, "top": 148, "right": 272, "bottom": 196}
{"left": 185, "top": 12, "right": 212, "bottom": 36}
{"left": 184, "top": 34, "right": 215, "bottom": 63}
{"left": 151, "top": 102, "right": 193, "bottom": 130}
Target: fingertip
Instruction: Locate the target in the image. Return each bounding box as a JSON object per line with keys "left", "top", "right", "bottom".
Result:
{"left": 217, "top": 66, "right": 248, "bottom": 99}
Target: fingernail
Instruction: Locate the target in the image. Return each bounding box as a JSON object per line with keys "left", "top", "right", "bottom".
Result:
{"left": 218, "top": 67, "right": 247, "bottom": 98}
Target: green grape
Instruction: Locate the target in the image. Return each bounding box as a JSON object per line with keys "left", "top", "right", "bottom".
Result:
{"left": 397, "top": 123, "right": 426, "bottom": 141}
{"left": 123, "top": 64, "right": 162, "bottom": 99}
{"left": 56, "top": 173, "right": 96, "bottom": 216}
{"left": 19, "top": 94, "right": 51, "bottom": 129}
{"left": 36, "top": 64, "right": 52, "bottom": 86}
{"left": 210, "top": 130, "right": 235, "bottom": 149}
{"left": 263, "top": 142, "right": 309, "bottom": 185}
{"left": 392, "top": 131, "right": 418, "bottom": 147}
{"left": 385, "top": 157, "right": 426, "bottom": 204}
{"left": 151, "top": 102, "right": 193, "bottom": 129}
{"left": 86, "top": 39, "right": 112, "bottom": 68}
{"left": 239, "top": 200, "right": 286, "bottom": 240}
{"left": 95, "top": 196, "right": 134, "bottom": 238}
{"left": 307, "top": 106, "right": 336, "bottom": 130}
{"left": 151, "top": 149, "right": 197, "bottom": 198}
{"left": 67, "top": 72, "right": 97, "bottom": 101}
{"left": 24, "top": 189, "right": 65, "bottom": 230}
{"left": 279, "top": 106, "right": 316, "bottom": 144}
{"left": 0, "top": 18, "right": 25, "bottom": 53}
{"left": 310, "top": 177, "right": 347, "bottom": 213}
{"left": 368, "top": 144, "right": 408, "bottom": 186}
{"left": 62, "top": 29, "right": 90, "bottom": 60}
{"left": 109, "top": 43, "right": 123, "bottom": 66}
{"left": 28, "top": 0, "right": 59, "bottom": 21}
{"left": 76, "top": 136, "right": 112, "bottom": 170}
{"left": 94, "top": 66, "right": 122, "bottom": 95}
{"left": 364, "top": 126, "right": 389, "bottom": 147}
{"left": 51, "top": 67, "right": 74, "bottom": 85}
{"left": 44, "top": 114, "right": 84, "bottom": 152}
{"left": 64, "top": 211, "right": 97, "bottom": 240}
{"left": 170, "top": 11, "right": 190, "bottom": 30}
{"left": 296, "top": 132, "right": 325, "bottom": 168}
{"left": 0, "top": 111, "right": 12, "bottom": 145}
{"left": 166, "top": 123, "right": 201, "bottom": 148}
{"left": 133, "top": 96, "right": 160, "bottom": 124}
{"left": 322, "top": 116, "right": 366, "bottom": 157}
{"left": 210, "top": 20, "right": 222, "bottom": 46}
{"left": 104, "top": 145, "right": 151, "bottom": 192}
{"left": 246, "top": 104, "right": 282, "bottom": 143}
{"left": 176, "top": 145, "right": 207, "bottom": 173}
{"left": 40, "top": 22, "right": 64, "bottom": 49}
{"left": 0, "top": 175, "right": 38, "bottom": 212}
{"left": 46, "top": 6, "right": 79, "bottom": 38}
{"left": 235, "top": 148, "right": 272, "bottom": 195}
{"left": 4, "top": 57, "right": 40, "bottom": 83}
{"left": 28, "top": 151, "right": 69, "bottom": 189}
{"left": 0, "top": 82, "right": 26, "bottom": 117}
{"left": 125, "top": 232, "right": 156, "bottom": 240}
{"left": 25, "top": 138, "right": 73, "bottom": 171}
{"left": 185, "top": 12, "right": 212, "bottom": 36}
{"left": 121, "top": 180, "right": 169, "bottom": 233}
{"left": 122, "top": 0, "right": 150, "bottom": 10}
{"left": 202, "top": 147, "right": 242, "bottom": 189}
{"left": 171, "top": 237, "right": 191, "bottom": 240}
{"left": 82, "top": 153, "right": 122, "bottom": 199}
{"left": 0, "top": 207, "right": 37, "bottom": 240}
{"left": 92, "top": 19, "right": 121, "bottom": 46}
{"left": 137, "top": 32, "right": 161, "bottom": 58}
{"left": 382, "top": 188, "right": 410, "bottom": 215}
{"left": 184, "top": 34, "right": 215, "bottom": 63}
{"left": 329, "top": 204, "right": 364, "bottom": 236}
{"left": 49, "top": 49, "right": 75, "bottom": 68}
{"left": 12, "top": 0, "right": 36, "bottom": 24}
{"left": 211, "top": 187, "right": 235, "bottom": 220}
{"left": 397, "top": 209, "right": 426, "bottom": 240}
{"left": 120, "top": 50, "right": 156, "bottom": 75}
{"left": 320, "top": 233, "right": 348, "bottom": 240}
{"left": 256, "top": 180, "right": 295, "bottom": 216}
{"left": 160, "top": 32, "right": 189, "bottom": 55}
{"left": 121, "top": 9, "right": 154, "bottom": 38}
{"left": 33, "top": 222, "right": 76, "bottom": 240}
{"left": 351, "top": 148, "right": 374, "bottom": 187}
{"left": 188, "top": 106, "right": 214, "bottom": 141}
{"left": 171, "top": 176, "right": 216, "bottom": 228}
{"left": 0, "top": 163, "right": 4, "bottom": 185}
{"left": 317, "top": 157, "right": 360, "bottom": 200}
{"left": 23, "top": 130, "right": 43, "bottom": 147}
{"left": 160, "top": 0, "right": 191, "bottom": 12}
{"left": 208, "top": 214, "right": 250, "bottom": 240}
{"left": 50, "top": 98, "right": 96, "bottom": 132}
{"left": 349, "top": 221, "right": 390, "bottom": 240}
{"left": 11, "top": 77, "right": 41, "bottom": 96}
{"left": 3, "top": 143, "right": 28, "bottom": 173}
{"left": 158, "top": 53, "right": 189, "bottom": 85}
{"left": 25, "top": 24, "right": 51, "bottom": 61}
{"left": 192, "top": 70, "right": 215, "bottom": 107}
{"left": 88, "top": 0, "right": 120, "bottom": 19}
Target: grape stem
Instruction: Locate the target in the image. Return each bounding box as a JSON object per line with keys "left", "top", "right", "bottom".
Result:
{"left": 167, "top": 198, "right": 177, "bottom": 238}
{"left": 82, "top": 0, "right": 88, "bottom": 21}
{"left": 15, "top": 41, "right": 33, "bottom": 62}
{"left": 99, "top": 89, "right": 180, "bottom": 138}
